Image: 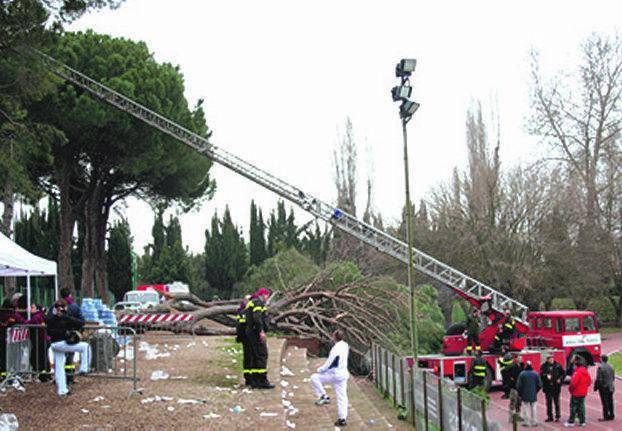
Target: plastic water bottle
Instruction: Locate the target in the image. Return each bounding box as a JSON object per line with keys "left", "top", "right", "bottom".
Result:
{"left": 0, "top": 413, "right": 19, "bottom": 430}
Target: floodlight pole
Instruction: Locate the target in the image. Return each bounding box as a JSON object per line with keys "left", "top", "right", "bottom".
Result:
{"left": 401, "top": 116, "right": 419, "bottom": 365}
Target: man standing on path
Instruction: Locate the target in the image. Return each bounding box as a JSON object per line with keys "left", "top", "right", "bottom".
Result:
{"left": 470, "top": 350, "right": 488, "bottom": 388}
{"left": 245, "top": 288, "right": 275, "bottom": 389}
{"left": 517, "top": 360, "right": 542, "bottom": 427}
{"left": 540, "top": 354, "right": 564, "bottom": 422}
{"left": 235, "top": 295, "right": 252, "bottom": 386}
{"left": 311, "top": 329, "right": 350, "bottom": 428}
{"left": 498, "top": 345, "right": 514, "bottom": 399}
{"left": 564, "top": 356, "right": 592, "bottom": 427}
{"left": 594, "top": 354, "right": 615, "bottom": 421}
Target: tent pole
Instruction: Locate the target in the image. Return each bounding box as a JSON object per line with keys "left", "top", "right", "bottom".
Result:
{"left": 54, "top": 275, "right": 59, "bottom": 302}
{"left": 27, "top": 273, "right": 31, "bottom": 319}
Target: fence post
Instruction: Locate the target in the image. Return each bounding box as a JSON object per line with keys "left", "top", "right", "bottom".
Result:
{"left": 399, "top": 357, "right": 405, "bottom": 407}
{"left": 438, "top": 376, "right": 444, "bottom": 431}
{"left": 423, "top": 371, "right": 428, "bottom": 431}
{"left": 512, "top": 412, "right": 518, "bottom": 431}
{"left": 384, "top": 349, "right": 389, "bottom": 397}
{"left": 392, "top": 353, "right": 397, "bottom": 406}
{"left": 457, "top": 387, "right": 463, "bottom": 431}
{"left": 481, "top": 398, "right": 488, "bottom": 431}
{"left": 410, "top": 366, "right": 416, "bottom": 427}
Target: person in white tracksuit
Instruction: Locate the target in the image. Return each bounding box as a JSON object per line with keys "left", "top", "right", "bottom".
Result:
{"left": 311, "top": 330, "right": 350, "bottom": 427}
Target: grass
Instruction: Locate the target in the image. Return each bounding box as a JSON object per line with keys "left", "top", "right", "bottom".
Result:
{"left": 191, "top": 337, "right": 242, "bottom": 388}
{"left": 609, "top": 352, "right": 622, "bottom": 376}
{"left": 600, "top": 326, "right": 622, "bottom": 334}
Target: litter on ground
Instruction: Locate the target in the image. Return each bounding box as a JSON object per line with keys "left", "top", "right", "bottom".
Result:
{"left": 204, "top": 413, "right": 221, "bottom": 419}
{"left": 150, "top": 370, "right": 170, "bottom": 381}
{"left": 260, "top": 412, "right": 279, "bottom": 417}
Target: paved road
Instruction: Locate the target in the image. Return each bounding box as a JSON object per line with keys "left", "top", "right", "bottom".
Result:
{"left": 489, "top": 332, "right": 622, "bottom": 430}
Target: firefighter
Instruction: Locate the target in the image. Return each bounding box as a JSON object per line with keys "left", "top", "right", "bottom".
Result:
{"left": 498, "top": 345, "right": 514, "bottom": 399}
{"left": 236, "top": 295, "right": 253, "bottom": 386}
{"left": 464, "top": 309, "right": 481, "bottom": 355}
{"left": 491, "top": 308, "right": 517, "bottom": 353}
{"left": 245, "top": 287, "right": 275, "bottom": 389}
{"left": 470, "top": 350, "right": 488, "bottom": 388}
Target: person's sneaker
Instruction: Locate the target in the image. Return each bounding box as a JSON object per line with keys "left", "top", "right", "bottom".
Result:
{"left": 579, "top": 424, "right": 587, "bottom": 428}
{"left": 563, "top": 423, "right": 575, "bottom": 428}
{"left": 334, "top": 419, "right": 347, "bottom": 427}
{"left": 315, "top": 395, "right": 330, "bottom": 405}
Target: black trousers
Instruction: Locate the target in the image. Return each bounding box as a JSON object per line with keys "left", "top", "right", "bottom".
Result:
{"left": 247, "top": 331, "right": 268, "bottom": 383}
{"left": 241, "top": 336, "right": 253, "bottom": 382}
{"left": 544, "top": 387, "right": 561, "bottom": 420}
{"left": 501, "top": 371, "right": 511, "bottom": 396}
{"left": 599, "top": 388, "right": 615, "bottom": 420}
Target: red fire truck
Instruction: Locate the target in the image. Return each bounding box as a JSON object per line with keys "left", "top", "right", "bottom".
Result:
{"left": 418, "top": 290, "right": 602, "bottom": 390}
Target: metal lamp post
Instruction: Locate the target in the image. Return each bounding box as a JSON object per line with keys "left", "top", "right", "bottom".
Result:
{"left": 391, "top": 59, "right": 420, "bottom": 364}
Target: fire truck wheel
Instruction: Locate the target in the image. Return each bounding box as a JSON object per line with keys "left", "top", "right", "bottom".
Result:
{"left": 568, "top": 348, "right": 594, "bottom": 367}
{"left": 445, "top": 322, "right": 467, "bottom": 336}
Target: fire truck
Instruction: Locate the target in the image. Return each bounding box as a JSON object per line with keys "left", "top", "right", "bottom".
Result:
{"left": 418, "top": 287, "right": 602, "bottom": 390}
{"left": 38, "top": 51, "right": 602, "bottom": 390}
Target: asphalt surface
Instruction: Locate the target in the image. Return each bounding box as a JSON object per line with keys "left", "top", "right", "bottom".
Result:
{"left": 489, "top": 332, "right": 622, "bottom": 430}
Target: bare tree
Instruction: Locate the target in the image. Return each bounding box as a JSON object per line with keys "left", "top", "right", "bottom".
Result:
{"left": 529, "top": 33, "right": 622, "bottom": 321}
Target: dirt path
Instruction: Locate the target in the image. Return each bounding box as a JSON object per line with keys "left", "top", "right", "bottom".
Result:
{"left": 1, "top": 335, "right": 285, "bottom": 430}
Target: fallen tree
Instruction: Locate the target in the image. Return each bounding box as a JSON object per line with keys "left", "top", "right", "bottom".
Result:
{"left": 119, "top": 269, "right": 418, "bottom": 368}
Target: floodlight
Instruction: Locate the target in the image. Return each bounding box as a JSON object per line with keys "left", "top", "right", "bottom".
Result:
{"left": 395, "top": 58, "right": 417, "bottom": 78}
{"left": 400, "top": 100, "right": 420, "bottom": 118}
{"left": 391, "top": 85, "right": 412, "bottom": 101}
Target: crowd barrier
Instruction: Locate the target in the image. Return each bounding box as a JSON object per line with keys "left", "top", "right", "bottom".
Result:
{"left": 371, "top": 343, "right": 558, "bottom": 431}
{"left": 118, "top": 313, "right": 196, "bottom": 339}
{"left": 1, "top": 324, "right": 140, "bottom": 396}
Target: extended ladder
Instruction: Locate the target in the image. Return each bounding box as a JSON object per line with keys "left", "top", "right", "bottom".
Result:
{"left": 35, "top": 51, "right": 528, "bottom": 322}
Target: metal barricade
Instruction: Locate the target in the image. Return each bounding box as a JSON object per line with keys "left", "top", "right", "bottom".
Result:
{"left": 117, "top": 312, "right": 196, "bottom": 341}
{"left": 0, "top": 326, "right": 31, "bottom": 390}
{"left": 1, "top": 324, "right": 140, "bottom": 397}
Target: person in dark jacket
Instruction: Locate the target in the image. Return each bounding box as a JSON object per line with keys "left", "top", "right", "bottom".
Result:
{"left": 244, "top": 288, "right": 274, "bottom": 389}
{"left": 48, "top": 288, "right": 84, "bottom": 383}
{"left": 540, "top": 354, "right": 564, "bottom": 422}
{"left": 464, "top": 309, "right": 481, "bottom": 355}
{"left": 470, "top": 350, "right": 488, "bottom": 388}
{"left": 517, "top": 361, "right": 542, "bottom": 426}
{"left": 498, "top": 345, "right": 513, "bottom": 398}
{"left": 235, "top": 295, "right": 253, "bottom": 386}
{"left": 46, "top": 299, "right": 91, "bottom": 396}
{"left": 594, "top": 354, "right": 615, "bottom": 421}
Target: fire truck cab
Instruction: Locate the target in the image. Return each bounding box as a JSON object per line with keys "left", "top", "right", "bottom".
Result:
{"left": 526, "top": 310, "right": 601, "bottom": 366}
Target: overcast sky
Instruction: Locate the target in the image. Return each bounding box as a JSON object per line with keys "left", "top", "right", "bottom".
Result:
{"left": 66, "top": 0, "right": 621, "bottom": 254}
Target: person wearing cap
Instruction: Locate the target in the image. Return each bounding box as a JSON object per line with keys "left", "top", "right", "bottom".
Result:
{"left": 540, "top": 354, "right": 564, "bottom": 422}
{"left": 594, "top": 354, "right": 615, "bottom": 421}
{"left": 517, "top": 360, "right": 542, "bottom": 427}
{"left": 245, "top": 288, "right": 274, "bottom": 389}
{"left": 236, "top": 295, "right": 253, "bottom": 386}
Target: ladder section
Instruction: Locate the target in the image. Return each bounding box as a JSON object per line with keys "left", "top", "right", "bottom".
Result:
{"left": 35, "top": 50, "right": 528, "bottom": 322}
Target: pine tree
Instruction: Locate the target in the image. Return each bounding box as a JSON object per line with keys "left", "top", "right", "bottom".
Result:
{"left": 107, "top": 219, "right": 133, "bottom": 302}
{"left": 152, "top": 210, "right": 165, "bottom": 261}
{"left": 249, "top": 200, "right": 267, "bottom": 266}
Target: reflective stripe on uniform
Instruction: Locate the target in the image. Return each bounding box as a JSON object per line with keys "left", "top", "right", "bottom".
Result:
{"left": 238, "top": 318, "right": 246, "bottom": 323}
{"left": 249, "top": 368, "right": 267, "bottom": 373}
{"left": 252, "top": 306, "right": 263, "bottom": 312}
{"left": 473, "top": 365, "right": 487, "bottom": 377}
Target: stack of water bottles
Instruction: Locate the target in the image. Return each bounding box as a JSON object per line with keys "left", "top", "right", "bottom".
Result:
{"left": 98, "top": 303, "right": 117, "bottom": 327}
{"left": 81, "top": 298, "right": 100, "bottom": 323}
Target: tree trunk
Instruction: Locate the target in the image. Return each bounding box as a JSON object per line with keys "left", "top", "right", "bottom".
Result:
{"left": 94, "top": 199, "right": 111, "bottom": 304}
{"left": 58, "top": 167, "right": 76, "bottom": 294}
{"left": 2, "top": 177, "right": 16, "bottom": 295}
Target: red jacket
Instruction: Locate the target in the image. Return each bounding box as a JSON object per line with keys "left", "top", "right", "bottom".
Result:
{"left": 569, "top": 365, "right": 592, "bottom": 397}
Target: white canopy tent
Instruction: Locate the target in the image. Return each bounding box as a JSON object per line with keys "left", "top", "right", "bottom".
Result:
{"left": 0, "top": 232, "right": 58, "bottom": 318}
